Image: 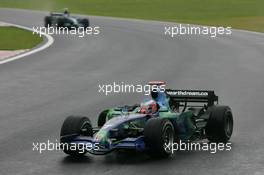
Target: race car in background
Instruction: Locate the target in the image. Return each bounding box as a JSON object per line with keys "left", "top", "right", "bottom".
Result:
{"left": 60, "top": 81, "right": 233, "bottom": 157}
{"left": 44, "top": 9, "right": 89, "bottom": 28}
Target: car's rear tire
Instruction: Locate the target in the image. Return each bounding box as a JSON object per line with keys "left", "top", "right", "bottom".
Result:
{"left": 44, "top": 16, "right": 52, "bottom": 27}
{"left": 80, "top": 18, "right": 89, "bottom": 28}
{"left": 205, "top": 106, "right": 233, "bottom": 143}
{"left": 60, "top": 116, "right": 93, "bottom": 156}
{"left": 144, "top": 118, "right": 175, "bottom": 157}
{"left": 97, "top": 109, "right": 109, "bottom": 127}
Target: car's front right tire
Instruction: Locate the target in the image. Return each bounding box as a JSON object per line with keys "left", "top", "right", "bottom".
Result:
{"left": 60, "top": 116, "right": 93, "bottom": 156}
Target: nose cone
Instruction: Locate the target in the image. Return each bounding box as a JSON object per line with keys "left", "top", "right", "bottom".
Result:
{"left": 94, "top": 130, "right": 110, "bottom": 147}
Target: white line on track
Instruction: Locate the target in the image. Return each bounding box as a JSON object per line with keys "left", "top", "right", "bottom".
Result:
{"left": 88, "top": 15, "right": 264, "bottom": 37}
{"left": 0, "top": 22, "right": 54, "bottom": 65}
{"left": 0, "top": 13, "right": 262, "bottom": 65}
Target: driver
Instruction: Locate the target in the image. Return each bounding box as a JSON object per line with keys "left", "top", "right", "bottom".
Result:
{"left": 63, "top": 8, "right": 70, "bottom": 17}
{"left": 149, "top": 82, "right": 169, "bottom": 109}
{"left": 138, "top": 81, "right": 167, "bottom": 114}
{"left": 138, "top": 100, "right": 158, "bottom": 114}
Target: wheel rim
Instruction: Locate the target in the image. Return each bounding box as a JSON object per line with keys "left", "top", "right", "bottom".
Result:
{"left": 81, "top": 121, "right": 92, "bottom": 136}
{"left": 162, "top": 125, "right": 174, "bottom": 154}
{"left": 225, "top": 113, "right": 233, "bottom": 137}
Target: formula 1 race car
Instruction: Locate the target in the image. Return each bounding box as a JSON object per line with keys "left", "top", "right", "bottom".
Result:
{"left": 60, "top": 81, "right": 233, "bottom": 157}
{"left": 44, "top": 10, "right": 89, "bottom": 28}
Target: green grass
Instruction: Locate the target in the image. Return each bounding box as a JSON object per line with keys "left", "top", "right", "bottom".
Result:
{"left": 0, "top": 0, "right": 263, "bottom": 32}
{"left": 0, "top": 26, "right": 43, "bottom": 50}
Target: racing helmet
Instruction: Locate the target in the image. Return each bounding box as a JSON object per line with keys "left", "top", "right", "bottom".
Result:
{"left": 64, "top": 8, "right": 69, "bottom": 15}
{"left": 151, "top": 90, "right": 159, "bottom": 100}
{"left": 139, "top": 100, "right": 158, "bottom": 114}
{"left": 148, "top": 81, "right": 166, "bottom": 100}
{"left": 148, "top": 81, "right": 169, "bottom": 108}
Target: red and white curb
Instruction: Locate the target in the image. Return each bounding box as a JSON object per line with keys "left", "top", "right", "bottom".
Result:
{"left": 0, "top": 50, "right": 28, "bottom": 61}
{"left": 0, "top": 21, "right": 54, "bottom": 65}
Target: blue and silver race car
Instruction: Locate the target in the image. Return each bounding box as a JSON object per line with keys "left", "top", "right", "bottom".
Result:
{"left": 44, "top": 9, "right": 89, "bottom": 28}
{"left": 60, "top": 81, "right": 233, "bottom": 157}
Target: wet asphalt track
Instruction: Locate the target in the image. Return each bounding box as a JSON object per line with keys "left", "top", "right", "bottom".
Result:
{"left": 0, "top": 8, "right": 264, "bottom": 175}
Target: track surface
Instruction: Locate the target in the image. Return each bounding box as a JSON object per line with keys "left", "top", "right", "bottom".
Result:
{"left": 0, "top": 8, "right": 264, "bottom": 175}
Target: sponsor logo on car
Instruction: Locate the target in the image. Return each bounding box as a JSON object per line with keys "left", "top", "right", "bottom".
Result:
{"left": 166, "top": 90, "right": 209, "bottom": 96}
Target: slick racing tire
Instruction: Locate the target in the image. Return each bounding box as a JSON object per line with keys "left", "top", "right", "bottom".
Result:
{"left": 80, "top": 18, "right": 89, "bottom": 28}
{"left": 97, "top": 109, "right": 109, "bottom": 127}
{"left": 60, "top": 116, "right": 93, "bottom": 156}
{"left": 205, "top": 106, "right": 233, "bottom": 143}
{"left": 44, "top": 16, "right": 52, "bottom": 27}
{"left": 144, "top": 118, "right": 175, "bottom": 157}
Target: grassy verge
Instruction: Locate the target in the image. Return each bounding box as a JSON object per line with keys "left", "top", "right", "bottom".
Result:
{"left": 0, "top": 26, "right": 43, "bottom": 50}
{"left": 0, "top": 0, "right": 263, "bottom": 32}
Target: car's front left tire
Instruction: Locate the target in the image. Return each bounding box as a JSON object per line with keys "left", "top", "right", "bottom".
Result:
{"left": 144, "top": 118, "right": 175, "bottom": 157}
{"left": 44, "top": 16, "right": 52, "bottom": 27}
{"left": 97, "top": 109, "right": 109, "bottom": 127}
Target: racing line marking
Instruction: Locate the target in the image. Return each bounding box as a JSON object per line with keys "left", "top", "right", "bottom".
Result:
{"left": 0, "top": 15, "right": 262, "bottom": 65}
{"left": 0, "top": 22, "right": 54, "bottom": 65}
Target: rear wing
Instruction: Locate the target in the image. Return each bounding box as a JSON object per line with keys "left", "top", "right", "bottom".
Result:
{"left": 165, "top": 89, "right": 218, "bottom": 106}
{"left": 50, "top": 12, "right": 64, "bottom": 16}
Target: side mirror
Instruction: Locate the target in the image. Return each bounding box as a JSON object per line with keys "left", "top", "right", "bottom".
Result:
{"left": 159, "top": 106, "right": 169, "bottom": 112}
